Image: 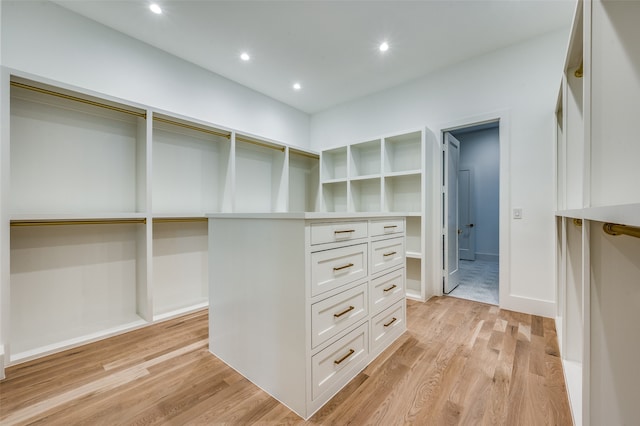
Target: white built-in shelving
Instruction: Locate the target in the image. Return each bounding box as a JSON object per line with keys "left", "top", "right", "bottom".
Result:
{"left": 320, "top": 129, "right": 437, "bottom": 301}
{"left": 554, "top": 1, "right": 640, "bottom": 424}
{"left": 0, "top": 71, "right": 320, "bottom": 374}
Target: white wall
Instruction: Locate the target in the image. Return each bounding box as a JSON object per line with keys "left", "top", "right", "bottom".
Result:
{"left": 457, "top": 127, "right": 500, "bottom": 260}
{"left": 0, "top": 0, "right": 310, "bottom": 147}
{"left": 311, "top": 30, "right": 569, "bottom": 317}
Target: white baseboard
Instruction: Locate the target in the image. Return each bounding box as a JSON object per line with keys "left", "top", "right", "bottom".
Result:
{"left": 501, "top": 294, "right": 555, "bottom": 318}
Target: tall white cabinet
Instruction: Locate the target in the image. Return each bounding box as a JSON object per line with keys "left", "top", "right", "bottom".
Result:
{"left": 320, "top": 129, "right": 438, "bottom": 301}
{"left": 0, "top": 71, "right": 320, "bottom": 377}
{"left": 554, "top": 1, "right": 640, "bottom": 425}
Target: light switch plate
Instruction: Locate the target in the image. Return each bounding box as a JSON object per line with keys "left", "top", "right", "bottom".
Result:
{"left": 513, "top": 208, "right": 523, "bottom": 219}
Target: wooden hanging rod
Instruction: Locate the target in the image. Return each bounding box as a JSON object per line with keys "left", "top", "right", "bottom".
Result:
{"left": 236, "top": 136, "right": 285, "bottom": 152}
{"left": 603, "top": 223, "right": 640, "bottom": 239}
{"left": 10, "top": 218, "right": 147, "bottom": 227}
{"left": 153, "top": 217, "right": 208, "bottom": 223}
{"left": 10, "top": 81, "right": 147, "bottom": 119}
{"left": 573, "top": 218, "right": 583, "bottom": 227}
{"left": 290, "top": 149, "right": 320, "bottom": 160}
{"left": 154, "top": 116, "right": 231, "bottom": 139}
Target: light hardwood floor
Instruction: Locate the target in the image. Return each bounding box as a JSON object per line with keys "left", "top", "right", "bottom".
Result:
{"left": 0, "top": 296, "right": 572, "bottom": 425}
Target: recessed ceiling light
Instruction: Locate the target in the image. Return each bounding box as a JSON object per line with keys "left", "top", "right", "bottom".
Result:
{"left": 379, "top": 42, "right": 389, "bottom": 52}
{"left": 240, "top": 52, "right": 250, "bottom": 61}
{"left": 293, "top": 82, "right": 302, "bottom": 91}
{"left": 149, "top": 3, "right": 162, "bottom": 14}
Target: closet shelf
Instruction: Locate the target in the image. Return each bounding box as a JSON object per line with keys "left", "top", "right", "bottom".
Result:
{"left": 555, "top": 203, "right": 640, "bottom": 227}
{"left": 322, "top": 178, "right": 348, "bottom": 184}
{"left": 384, "top": 170, "right": 422, "bottom": 178}
{"left": 350, "top": 174, "right": 381, "bottom": 181}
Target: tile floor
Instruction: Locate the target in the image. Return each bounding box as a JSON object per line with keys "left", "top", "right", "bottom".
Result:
{"left": 447, "top": 259, "right": 499, "bottom": 305}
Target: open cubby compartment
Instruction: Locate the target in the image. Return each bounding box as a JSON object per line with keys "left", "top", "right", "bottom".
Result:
{"left": 322, "top": 181, "right": 347, "bottom": 213}
{"left": 9, "top": 222, "right": 148, "bottom": 362}
{"left": 235, "top": 136, "right": 286, "bottom": 213}
{"left": 555, "top": 87, "right": 566, "bottom": 211}
{"left": 589, "top": 220, "right": 640, "bottom": 424}
{"left": 406, "top": 216, "right": 422, "bottom": 257}
{"left": 589, "top": 1, "right": 640, "bottom": 207}
{"left": 384, "top": 174, "right": 422, "bottom": 213}
{"left": 152, "top": 114, "right": 232, "bottom": 214}
{"left": 563, "top": 5, "right": 584, "bottom": 211}
{"left": 383, "top": 131, "right": 422, "bottom": 174}
{"left": 152, "top": 220, "right": 208, "bottom": 319}
{"left": 563, "top": 216, "right": 584, "bottom": 421}
{"left": 9, "top": 77, "right": 147, "bottom": 215}
{"left": 405, "top": 257, "right": 422, "bottom": 300}
{"left": 555, "top": 216, "right": 565, "bottom": 355}
{"left": 321, "top": 146, "right": 347, "bottom": 181}
{"left": 350, "top": 139, "right": 381, "bottom": 178}
{"left": 350, "top": 177, "right": 381, "bottom": 212}
{"left": 288, "top": 149, "right": 319, "bottom": 212}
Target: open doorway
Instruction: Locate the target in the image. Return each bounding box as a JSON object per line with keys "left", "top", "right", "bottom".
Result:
{"left": 443, "top": 121, "right": 499, "bottom": 305}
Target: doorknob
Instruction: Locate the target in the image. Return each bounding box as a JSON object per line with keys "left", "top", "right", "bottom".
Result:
{"left": 458, "top": 229, "right": 463, "bottom": 235}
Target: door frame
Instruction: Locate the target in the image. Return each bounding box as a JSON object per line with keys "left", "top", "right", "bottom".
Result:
{"left": 435, "top": 110, "right": 510, "bottom": 308}
{"left": 443, "top": 132, "right": 461, "bottom": 294}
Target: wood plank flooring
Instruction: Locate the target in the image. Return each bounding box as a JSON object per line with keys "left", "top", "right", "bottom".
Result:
{"left": 0, "top": 296, "right": 572, "bottom": 425}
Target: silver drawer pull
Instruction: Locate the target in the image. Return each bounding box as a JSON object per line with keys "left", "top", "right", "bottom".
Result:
{"left": 383, "top": 284, "right": 397, "bottom": 292}
{"left": 334, "top": 305, "right": 355, "bottom": 318}
{"left": 383, "top": 251, "right": 397, "bottom": 257}
{"left": 334, "top": 349, "right": 355, "bottom": 365}
{"left": 334, "top": 229, "right": 355, "bottom": 234}
{"left": 383, "top": 225, "right": 397, "bottom": 229}
{"left": 333, "top": 263, "right": 354, "bottom": 271}
{"left": 384, "top": 317, "right": 397, "bottom": 327}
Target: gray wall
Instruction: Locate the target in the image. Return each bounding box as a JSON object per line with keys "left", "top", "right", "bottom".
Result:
{"left": 456, "top": 127, "right": 500, "bottom": 260}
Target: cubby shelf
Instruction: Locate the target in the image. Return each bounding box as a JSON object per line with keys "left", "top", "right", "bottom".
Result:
{"left": 554, "top": 1, "right": 640, "bottom": 424}
{"left": 0, "top": 73, "right": 321, "bottom": 373}
{"left": 320, "top": 128, "right": 438, "bottom": 301}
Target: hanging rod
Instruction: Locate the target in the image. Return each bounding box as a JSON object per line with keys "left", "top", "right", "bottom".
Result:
{"left": 153, "top": 217, "right": 208, "bottom": 223}
{"left": 573, "top": 218, "right": 583, "bottom": 227}
{"left": 10, "top": 219, "right": 147, "bottom": 227}
{"left": 154, "top": 116, "right": 231, "bottom": 139}
{"left": 603, "top": 223, "right": 640, "bottom": 239}
{"left": 10, "top": 81, "right": 147, "bottom": 119}
{"left": 574, "top": 62, "right": 583, "bottom": 78}
{"left": 290, "top": 149, "right": 320, "bottom": 160}
{"left": 236, "top": 136, "right": 285, "bottom": 152}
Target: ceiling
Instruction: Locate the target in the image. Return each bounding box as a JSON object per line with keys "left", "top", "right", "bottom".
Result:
{"left": 52, "top": 0, "right": 575, "bottom": 114}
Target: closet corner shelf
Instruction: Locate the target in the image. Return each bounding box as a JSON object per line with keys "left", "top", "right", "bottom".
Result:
{"left": 384, "top": 169, "right": 422, "bottom": 178}
{"left": 321, "top": 178, "right": 348, "bottom": 184}
{"left": 405, "top": 289, "right": 423, "bottom": 301}
{"left": 406, "top": 251, "right": 422, "bottom": 259}
{"left": 350, "top": 174, "right": 381, "bottom": 181}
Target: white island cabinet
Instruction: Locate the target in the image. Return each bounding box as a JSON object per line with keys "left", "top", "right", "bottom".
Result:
{"left": 207, "top": 213, "right": 407, "bottom": 419}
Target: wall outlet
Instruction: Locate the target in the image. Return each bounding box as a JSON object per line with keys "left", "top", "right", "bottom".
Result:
{"left": 513, "top": 208, "right": 523, "bottom": 219}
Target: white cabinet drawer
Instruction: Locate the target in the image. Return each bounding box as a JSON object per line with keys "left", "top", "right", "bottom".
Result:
{"left": 310, "top": 221, "right": 368, "bottom": 245}
{"left": 371, "top": 268, "right": 405, "bottom": 315}
{"left": 371, "top": 237, "right": 404, "bottom": 275}
{"left": 370, "top": 218, "right": 404, "bottom": 236}
{"left": 312, "top": 283, "right": 368, "bottom": 348}
{"left": 311, "top": 243, "right": 368, "bottom": 297}
{"left": 371, "top": 300, "right": 405, "bottom": 353}
{"left": 311, "top": 323, "right": 368, "bottom": 401}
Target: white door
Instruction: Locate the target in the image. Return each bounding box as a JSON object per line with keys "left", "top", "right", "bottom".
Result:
{"left": 459, "top": 168, "right": 476, "bottom": 261}
{"left": 444, "top": 133, "right": 460, "bottom": 294}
